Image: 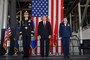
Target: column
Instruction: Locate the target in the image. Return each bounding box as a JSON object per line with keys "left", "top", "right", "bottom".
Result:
{"left": 78, "top": 2, "right": 83, "bottom": 55}
{"left": 8, "top": 0, "right": 16, "bottom": 55}
{"left": 0, "top": 0, "right": 9, "bottom": 56}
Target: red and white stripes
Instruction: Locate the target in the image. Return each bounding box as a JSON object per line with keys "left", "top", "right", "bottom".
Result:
{"left": 32, "top": 0, "right": 64, "bottom": 55}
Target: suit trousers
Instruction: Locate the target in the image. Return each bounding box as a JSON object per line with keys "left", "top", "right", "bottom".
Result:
{"left": 40, "top": 38, "right": 50, "bottom": 57}
{"left": 62, "top": 37, "right": 70, "bottom": 58}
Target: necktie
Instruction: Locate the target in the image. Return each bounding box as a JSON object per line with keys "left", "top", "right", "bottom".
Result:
{"left": 44, "top": 21, "right": 46, "bottom": 27}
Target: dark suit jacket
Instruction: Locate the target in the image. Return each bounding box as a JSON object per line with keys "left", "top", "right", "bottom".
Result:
{"left": 38, "top": 21, "right": 52, "bottom": 39}
{"left": 59, "top": 23, "right": 72, "bottom": 37}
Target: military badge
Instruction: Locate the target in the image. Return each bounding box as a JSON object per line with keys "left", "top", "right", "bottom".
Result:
{"left": 68, "top": 24, "right": 70, "bottom": 26}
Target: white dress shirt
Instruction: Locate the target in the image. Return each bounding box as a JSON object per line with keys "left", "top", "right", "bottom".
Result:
{"left": 64, "top": 22, "right": 67, "bottom": 26}
{"left": 43, "top": 21, "right": 46, "bottom": 26}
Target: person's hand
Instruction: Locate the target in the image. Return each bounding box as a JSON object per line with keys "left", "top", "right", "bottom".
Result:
{"left": 49, "top": 35, "right": 51, "bottom": 39}
{"left": 59, "top": 37, "right": 62, "bottom": 40}
{"left": 31, "top": 34, "right": 33, "bottom": 37}
{"left": 19, "top": 35, "right": 22, "bottom": 39}
{"left": 38, "top": 35, "right": 41, "bottom": 40}
{"left": 19, "top": 32, "right": 22, "bottom": 35}
{"left": 70, "top": 37, "right": 72, "bottom": 39}
{"left": 20, "top": 35, "right": 22, "bottom": 37}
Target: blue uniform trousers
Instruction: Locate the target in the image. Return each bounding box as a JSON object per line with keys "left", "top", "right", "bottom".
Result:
{"left": 62, "top": 37, "right": 70, "bottom": 58}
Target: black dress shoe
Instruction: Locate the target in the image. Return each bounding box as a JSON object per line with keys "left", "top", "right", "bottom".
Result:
{"left": 41, "top": 55, "right": 44, "bottom": 57}
{"left": 23, "top": 56, "right": 29, "bottom": 58}
{"left": 67, "top": 56, "right": 69, "bottom": 58}
{"left": 8, "top": 53, "right": 14, "bottom": 56}
{"left": 63, "top": 57, "right": 67, "bottom": 60}
{"left": 45, "top": 55, "right": 48, "bottom": 57}
{"left": 67, "top": 57, "right": 72, "bottom": 60}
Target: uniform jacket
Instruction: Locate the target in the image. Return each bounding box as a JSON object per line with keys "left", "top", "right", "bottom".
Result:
{"left": 59, "top": 22, "right": 72, "bottom": 37}
{"left": 20, "top": 19, "right": 34, "bottom": 36}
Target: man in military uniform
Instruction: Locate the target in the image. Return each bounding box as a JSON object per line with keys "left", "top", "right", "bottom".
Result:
{"left": 59, "top": 18, "right": 72, "bottom": 60}
{"left": 20, "top": 11, "right": 34, "bottom": 58}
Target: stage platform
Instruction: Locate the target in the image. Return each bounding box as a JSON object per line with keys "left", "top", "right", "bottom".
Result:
{"left": 0, "top": 55, "right": 90, "bottom": 60}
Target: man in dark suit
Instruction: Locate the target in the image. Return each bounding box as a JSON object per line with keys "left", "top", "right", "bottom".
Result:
{"left": 38, "top": 16, "right": 52, "bottom": 57}
{"left": 20, "top": 11, "right": 34, "bottom": 58}
{"left": 59, "top": 18, "right": 72, "bottom": 60}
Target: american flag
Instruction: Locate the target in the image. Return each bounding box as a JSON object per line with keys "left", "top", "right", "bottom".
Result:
{"left": 3, "top": 26, "right": 12, "bottom": 50}
{"left": 31, "top": 0, "right": 64, "bottom": 55}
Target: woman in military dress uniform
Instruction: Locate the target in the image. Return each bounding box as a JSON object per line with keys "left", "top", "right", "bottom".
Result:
{"left": 59, "top": 18, "right": 72, "bottom": 60}
{"left": 20, "top": 11, "right": 34, "bottom": 58}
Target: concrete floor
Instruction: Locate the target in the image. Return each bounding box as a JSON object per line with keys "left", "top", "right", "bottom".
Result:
{"left": 0, "top": 55, "right": 90, "bottom": 60}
